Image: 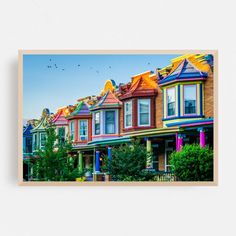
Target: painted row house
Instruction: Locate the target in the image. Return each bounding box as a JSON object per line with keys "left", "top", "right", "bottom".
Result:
{"left": 23, "top": 54, "right": 214, "bottom": 180}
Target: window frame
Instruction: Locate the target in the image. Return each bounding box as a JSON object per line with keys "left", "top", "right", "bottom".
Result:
{"left": 137, "top": 98, "right": 151, "bottom": 127}
{"left": 166, "top": 87, "right": 176, "bottom": 118}
{"left": 183, "top": 84, "right": 198, "bottom": 116}
{"left": 79, "top": 119, "right": 88, "bottom": 141}
{"left": 124, "top": 100, "right": 132, "bottom": 128}
{"left": 58, "top": 126, "right": 66, "bottom": 144}
{"left": 40, "top": 132, "right": 46, "bottom": 148}
{"left": 104, "top": 110, "right": 116, "bottom": 134}
{"left": 70, "top": 121, "right": 75, "bottom": 141}
{"left": 94, "top": 111, "right": 101, "bottom": 135}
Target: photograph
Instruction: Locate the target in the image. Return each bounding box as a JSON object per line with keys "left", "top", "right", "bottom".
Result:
{"left": 19, "top": 51, "right": 216, "bottom": 185}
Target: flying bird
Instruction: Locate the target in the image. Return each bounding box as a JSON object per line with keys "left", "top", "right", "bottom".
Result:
{"left": 109, "top": 66, "right": 111, "bottom": 69}
{"left": 96, "top": 70, "right": 99, "bottom": 73}
{"left": 148, "top": 62, "right": 151, "bottom": 65}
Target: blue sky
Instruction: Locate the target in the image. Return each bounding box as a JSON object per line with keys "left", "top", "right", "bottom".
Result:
{"left": 23, "top": 54, "right": 181, "bottom": 119}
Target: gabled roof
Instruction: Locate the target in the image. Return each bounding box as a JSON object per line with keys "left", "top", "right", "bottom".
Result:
{"left": 67, "top": 101, "right": 91, "bottom": 118}
{"left": 32, "top": 116, "right": 49, "bottom": 132}
{"left": 90, "top": 90, "right": 121, "bottom": 111}
{"left": 23, "top": 123, "right": 33, "bottom": 136}
{"left": 32, "top": 108, "right": 50, "bottom": 132}
{"left": 51, "top": 106, "right": 74, "bottom": 125}
{"left": 119, "top": 71, "right": 157, "bottom": 99}
{"left": 158, "top": 57, "right": 209, "bottom": 86}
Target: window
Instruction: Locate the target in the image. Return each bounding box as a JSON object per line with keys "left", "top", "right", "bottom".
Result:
{"left": 33, "top": 134, "right": 37, "bottom": 149}
{"left": 184, "top": 85, "right": 197, "bottom": 114}
{"left": 167, "top": 87, "right": 175, "bottom": 116}
{"left": 124, "top": 101, "right": 132, "bottom": 128}
{"left": 138, "top": 99, "right": 150, "bottom": 126}
{"left": 105, "top": 111, "right": 115, "bottom": 134}
{"left": 58, "top": 127, "right": 65, "bottom": 144}
{"left": 70, "top": 121, "right": 75, "bottom": 141}
{"left": 40, "top": 133, "right": 46, "bottom": 148}
{"left": 25, "top": 137, "right": 32, "bottom": 153}
{"left": 95, "top": 112, "right": 100, "bottom": 135}
{"left": 165, "top": 140, "right": 174, "bottom": 172}
{"left": 79, "top": 120, "right": 88, "bottom": 141}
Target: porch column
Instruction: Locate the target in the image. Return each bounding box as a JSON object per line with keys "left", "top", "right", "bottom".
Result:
{"left": 108, "top": 147, "right": 112, "bottom": 161}
{"left": 199, "top": 128, "right": 206, "bottom": 148}
{"left": 146, "top": 138, "right": 153, "bottom": 169}
{"left": 78, "top": 152, "right": 83, "bottom": 172}
{"left": 177, "top": 134, "right": 184, "bottom": 151}
{"left": 175, "top": 133, "right": 179, "bottom": 151}
{"left": 95, "top": 151, "right": 100, "bottom": 172}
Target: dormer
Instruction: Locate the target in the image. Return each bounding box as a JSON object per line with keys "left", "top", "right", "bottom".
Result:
{"left": 51, "top": 105, "right": 74, "bottom": 143}
{"left": 158, "top": 55, "right": 211, "bottom": 127}
{"left": 31, "top": 108, "right": 51, "bottom": 151}
{"left": 119, "top": 71, "right": 158, "bottom": 132}
{"left": 66, "top": 101, "right": 92, "bottom": 146}
{"left": 89, "top": 80, "right": 121, "bottom": 141}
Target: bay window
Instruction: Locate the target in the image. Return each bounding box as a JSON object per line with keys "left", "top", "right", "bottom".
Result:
{"left": 79, "top": 120, "right": 88, "bottom": 141}
{"left": 167, "top": 87, "right": 175, "bottom": 116}
{"left": 124, "top": 101, "right": 132, "bottom": 128}
{"left": 40, "top": 133, "right": 46, "bottom": 148}
{"left": 184, "top": 85, "right": 197, "bottom": 114}
{"left": 70, "top": 121, "right": 75, "bottom": 141}
{"left": 138, "top": 99, "right": 150, "bottom": 126}
{"left": 105, "top": 111, "right": 115, "bottom": 134}
{"left": 95, "top": 112, "right": 100, "bottom": 135}
{"left": 58, "top": 127, "right": 65, "bottom": 144}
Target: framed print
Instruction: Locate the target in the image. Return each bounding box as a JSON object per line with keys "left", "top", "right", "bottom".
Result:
{"left": 18, "top": 50, "right": 218, "bottom": 186}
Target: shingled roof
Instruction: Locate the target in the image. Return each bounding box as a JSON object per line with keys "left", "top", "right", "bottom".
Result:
{"left": 158, "top": 58, "right": 208, "bottom": 86}
{"left": 90, "top": 90, "right": 121, "bottom": 111}
{"left": 119, "top": 71, "right": 157, "bottom": 99}
{"left": 67, "top": 101, "right": 91, "bottom": 118}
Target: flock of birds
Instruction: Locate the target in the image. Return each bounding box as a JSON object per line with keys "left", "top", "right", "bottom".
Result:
{"left": 46, "top": 58, "right": 152, "bottom": 73}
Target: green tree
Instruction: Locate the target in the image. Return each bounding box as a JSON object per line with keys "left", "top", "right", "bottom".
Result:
{"left": 170, "top": 144, "right": 213, "bottom": 181}
{"left": 31, "top": 124, "right": 84, "bottom": 181}
{"left": 102, "top": 140, "right": 155, "bottom": 181}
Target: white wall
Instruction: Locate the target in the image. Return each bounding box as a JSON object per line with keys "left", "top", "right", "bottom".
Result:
{"left": 0, "top": 0, "right": 235, "bottom": 236}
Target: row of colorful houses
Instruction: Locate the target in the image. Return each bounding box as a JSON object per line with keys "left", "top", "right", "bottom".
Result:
{"left": 23, "top": 54, "right": 214, "bottom": 180}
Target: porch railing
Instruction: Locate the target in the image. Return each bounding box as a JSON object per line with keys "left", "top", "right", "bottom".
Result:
{"left": 154, "top": 171, "right": 178, "bottom": 182}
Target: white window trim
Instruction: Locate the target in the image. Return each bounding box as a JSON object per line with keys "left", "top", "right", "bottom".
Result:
{"left": 79, "top": 119, "right": 88, "bottom": 141}
{"left": 104, "top": 110, "right": 117, "bottom": 134}
{"left": 70, "top": 121, "right": 75, "bottom": 141}
{"left": 124, "top": 100, "right": 132, "bottom": 128}
{"left": 94, "top": 111, "right": 101, "bottom": 135}
{"left": 40, "top": 133, "right": 46, "bottom": 149}
{"left": 166, "top": 87, "right": 176, "bottom": 117}
{"left": 58, "top": 126, "right": 66, "bottom": 142}
{"left": 137, "top": 98, "right": 151, "bottom": 127}
{"left": 183, "top": 84, "right": 197, "bottom": 115}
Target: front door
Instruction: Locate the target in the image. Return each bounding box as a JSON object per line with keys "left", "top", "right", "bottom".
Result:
{"left": 165, "top": 140, "right": 174, "bottom": 172}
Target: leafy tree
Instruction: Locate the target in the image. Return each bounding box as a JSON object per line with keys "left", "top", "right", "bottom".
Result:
{"left": 102, "top": 140, "right": 155, "bottom": 181}
{"left": 170, "top": 144, "right": 213, "bottom": 181}
{"left": 30, "top": 124, "right": 85, "bottom": 181}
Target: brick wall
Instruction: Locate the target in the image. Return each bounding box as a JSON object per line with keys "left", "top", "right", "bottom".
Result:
{"left": 155, "top": 85, "right": 163, "bottom": 128}
{"left": 204, "top": 69, "right": 214, "bottom": 118}
{"left": 119, "top": 106, "right": 124, "bottom": 134}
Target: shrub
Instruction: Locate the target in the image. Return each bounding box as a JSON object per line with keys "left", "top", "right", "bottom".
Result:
{"left": 102, "top": 140, "right": 155, "bottom": 181}
{"left": 170, "top": 144, "right": 213, "bottom": 181}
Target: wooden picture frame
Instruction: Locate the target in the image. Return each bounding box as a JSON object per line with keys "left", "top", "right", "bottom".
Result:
{"left": 18, "top": 50, "right": 218, "bottom": 186}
